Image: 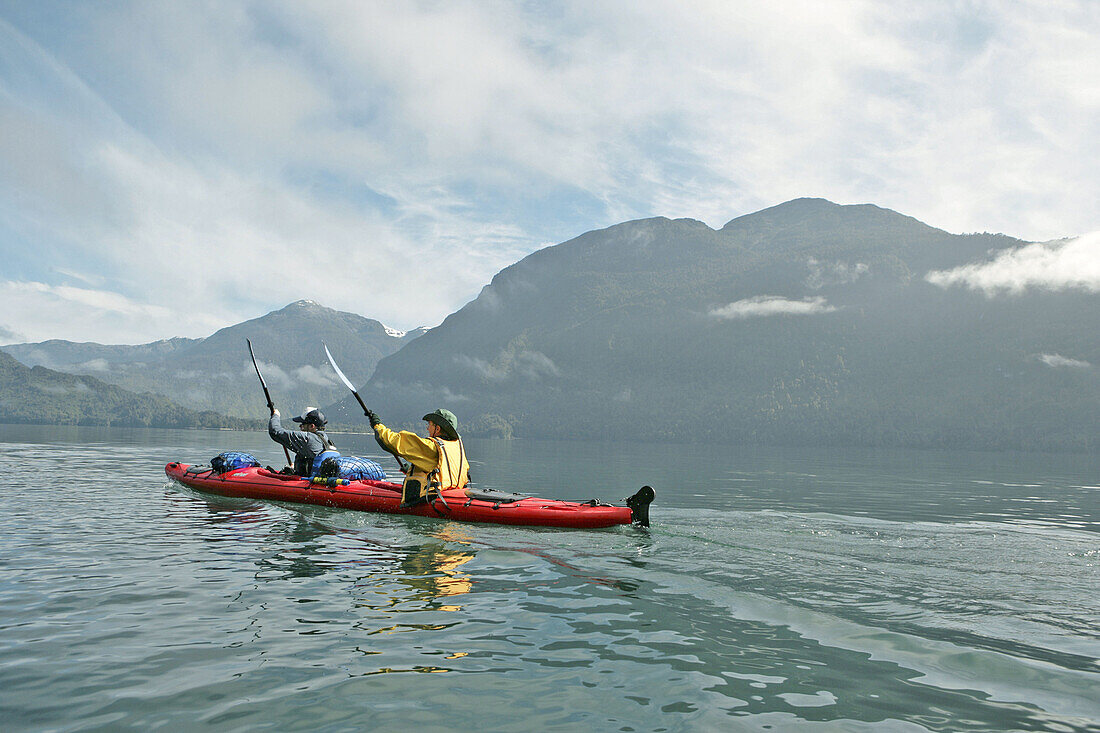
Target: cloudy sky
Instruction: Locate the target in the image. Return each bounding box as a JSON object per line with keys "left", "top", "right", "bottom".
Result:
{"left": 1, "top": 1, "right": 1097, "bottom": 344}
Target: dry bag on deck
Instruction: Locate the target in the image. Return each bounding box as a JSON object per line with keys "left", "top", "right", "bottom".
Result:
{"left": 211, "top": 451, "right": 261, "bottom": 474}
{"left": 317, "top": 455, "right": 386, "bottom": 481}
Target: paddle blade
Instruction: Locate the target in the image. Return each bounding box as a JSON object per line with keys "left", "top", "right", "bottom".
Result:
{"left": 247, "top": 338, "right": 268, "bottom": 391}
{"left": 324, "top": 343, "right": 357, "bottom": 392}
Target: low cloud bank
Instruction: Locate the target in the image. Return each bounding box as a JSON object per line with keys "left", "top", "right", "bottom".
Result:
{"left": 1038, "top": 353, "right": 1091, "bottom": 369}
{"left": 240, "top": 360, "right": 294, "bottom": 391}
{"left": 926, "top": 232, "right": 1100, "bottom": 295}
{"left": 710, "top": 296, "right": 837, "bottom": 320}
{"left": 235, "top": 361, "right": 339, "bottom": 389}
{"left": 455, "top": 350, "right": 561, "bottom": 382}
{"left": 76, "top": 359, "right": 110, "bottom": 373}
{"left": 294, "top": 364, "right": 337, "bottom": 387}
{"left": 33, "top": 381, "right": 92, "bottom": 395}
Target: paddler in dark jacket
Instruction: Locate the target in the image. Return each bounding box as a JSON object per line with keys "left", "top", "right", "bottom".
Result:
{"left": 269, "top": 407, "right": 339, "bottom": 476}
{"left": 365, "top": 408, "right": 469, "bottom": 507}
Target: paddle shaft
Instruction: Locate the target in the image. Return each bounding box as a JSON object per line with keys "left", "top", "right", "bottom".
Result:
{"left": 247, "top": 339, "right": 294, "bottom": 468}
{"left": 356, "top": 389, "right": 408, "bottom": 473}
{"left": 324, "top": 343, "right": 407, "bottom": 473}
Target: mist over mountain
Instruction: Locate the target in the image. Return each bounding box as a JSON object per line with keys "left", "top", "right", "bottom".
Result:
{"left": 2, "top": 301, "right": 425, "bottom": 419}
{"left": 4, "top": 337, "right": 201, "bottom": 370}
{"left": 0, "top": 351, "right": 255, "bottom": 428}
{"left": 333, "top": 199, "right": 1098, "bottom": 451}
{"left": 5, "top": 200, "right": 1095, "bottom": 450}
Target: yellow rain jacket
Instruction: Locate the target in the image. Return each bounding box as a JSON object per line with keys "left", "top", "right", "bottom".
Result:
{"left": 373, "top": 423, "right": 470, "bottom": 499}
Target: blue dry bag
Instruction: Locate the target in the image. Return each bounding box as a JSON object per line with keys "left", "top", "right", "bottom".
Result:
{"left": 317, "top": 455, "right": 386, "bottom": 481}
{"left": 211, "top": 451, "right": 261, "bottom": 474}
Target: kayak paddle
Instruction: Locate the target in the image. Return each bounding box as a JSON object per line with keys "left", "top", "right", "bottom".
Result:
{"left": 324, "top": 342, "right": 408, "bottom": 473}
{"left": 247, "top": 338, "right": 293, "bottom": 468}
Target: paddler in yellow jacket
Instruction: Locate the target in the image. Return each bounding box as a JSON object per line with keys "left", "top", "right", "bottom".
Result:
{"left": 365, "top": 407, "right": 470, "bottom": 507}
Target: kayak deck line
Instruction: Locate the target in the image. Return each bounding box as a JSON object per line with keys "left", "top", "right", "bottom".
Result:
{"left": 165, "top": 462, "right": 654, "bottom": 529}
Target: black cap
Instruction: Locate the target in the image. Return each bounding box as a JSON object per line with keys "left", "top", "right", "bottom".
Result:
{"left": 292, "top": 407, "right": 327, "bottom": 427}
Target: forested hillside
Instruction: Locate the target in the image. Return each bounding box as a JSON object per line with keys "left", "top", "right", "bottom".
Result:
{"left": 0, "top": 351, "right": 255, "bottom": 428}
{"left": 333, "top": 199, "right": 1099, "bottom": 451}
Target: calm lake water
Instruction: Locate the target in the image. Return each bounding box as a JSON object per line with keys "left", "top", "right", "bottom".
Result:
{"left": 1, "top": 424, "right": 1097, "bottom": 732}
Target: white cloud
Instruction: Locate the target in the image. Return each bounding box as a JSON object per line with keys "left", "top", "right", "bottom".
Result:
{"left": 516, "top": 350, "right": 561, "bottom": 379}
{"left": 76, "top": 358, "right": 110, "bottom": 373}
{"left": 294, "top": 364, "right": 337, "bottom": 387}
{"left": 710, "top": 296, "right": 838, "bottom": 320}
{"left": 454, "top": 354, "right": 501, "bottom": 381}
{"left": 371, "top": 380, "right": 470, "bottom": 404}
{"left": 926, "top": 232, "right": 1100, "bottom": 295}
{"left": 52, "top": 268, "right": 105, "bottom": 287}
{"left": 436, "top": 387, "right": 471, "bottom": 404}
{"left": 1037, "top": 353, "right": 1091, "bottom": 369}
{"left": 0, "top": 324, "right": 23, "bottom": 345}
{"left": 454, "top": 349, "right": 560, "bottom": 381}
{"left": 183, "top": 388, "right": 211, "bottom": 403}
{"left": 806, "top": 258, "right": 869, "bottom": 289}
{"left": 13, "top": 281, "right": 171, "bottom": 318}
{"left": 0, "top": 13, "right": 532, "bottom": 341}
{"left": 0, "top": 280, "right": 220, "bottom": 344}
{"left": 241, "top": 360, "right": 293, "bottom": 391}
{"left": 33, "top": 381, "right": 92, "bottom": 395}
{"left": 0, "top": 2, "right": 1098, "bottom": 344}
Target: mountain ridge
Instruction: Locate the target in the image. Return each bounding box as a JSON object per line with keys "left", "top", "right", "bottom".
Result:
{"left": 4, "top": 198, "right": 1095, "bottom": 450}
{"left": 331, "top": 199, "right": 1097, "bottom": 451}
{"left": 2, "top": 300, "right": 427, "bottom": 419}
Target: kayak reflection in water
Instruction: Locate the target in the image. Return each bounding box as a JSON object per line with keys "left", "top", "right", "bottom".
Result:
{"left": 365, "top": 407, "right": 470, "bottom": 508}
{"left": 268, "top": 406, "right": 339, "bottom": 476}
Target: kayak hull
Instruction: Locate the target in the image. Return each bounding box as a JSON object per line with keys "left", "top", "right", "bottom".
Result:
{"left": 165, "top": 462, "right": 642, "bottom": 529}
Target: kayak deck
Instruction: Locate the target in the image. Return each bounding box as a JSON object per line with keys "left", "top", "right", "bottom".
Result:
{"left": 165, "top": 462, "right": 650, "bottom": 529}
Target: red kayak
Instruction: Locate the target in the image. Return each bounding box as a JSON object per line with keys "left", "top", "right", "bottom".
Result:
{"left": 166, "top": 462, "right": 654, "bottom": 529}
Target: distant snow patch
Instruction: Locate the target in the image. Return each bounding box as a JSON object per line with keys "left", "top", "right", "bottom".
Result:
{"left": 1037, "top": 353, "right": 1091, "bottom": 369}
{"left": 384, "top": 326, "right": 407, "bottom": 338}
{"left": 710, "top": 296, "right": 837, "bottom": 319}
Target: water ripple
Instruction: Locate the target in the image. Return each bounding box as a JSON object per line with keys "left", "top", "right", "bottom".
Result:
{"left": 1, "top": 426, "right": 1098, "bottom": 731}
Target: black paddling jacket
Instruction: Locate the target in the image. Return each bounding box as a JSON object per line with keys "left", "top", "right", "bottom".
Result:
{"left": 268, "top": 414, "right": 337, "bottom": 476}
